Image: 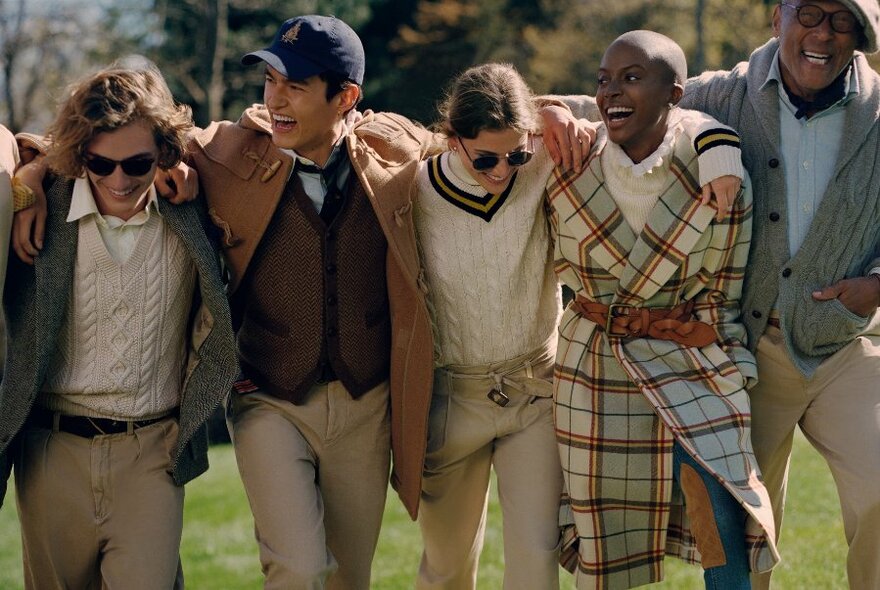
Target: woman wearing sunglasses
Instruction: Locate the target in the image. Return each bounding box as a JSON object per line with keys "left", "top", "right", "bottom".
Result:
{"left": 413, "top": 63, "right": 564, "bottom": 590}
{"left": 0, "top": 65, "right": 237, "bottom": 588}
{"left": 412, "top": 62, "right": 747, "bottom": 590}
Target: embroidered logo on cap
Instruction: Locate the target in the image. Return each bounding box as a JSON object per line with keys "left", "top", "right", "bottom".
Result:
{"left": 281, "top": 22, "right": 301, "bottom": 45}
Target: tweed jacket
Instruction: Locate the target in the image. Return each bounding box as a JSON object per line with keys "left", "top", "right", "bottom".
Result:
{"left": 555, "top": 39, "right": 880, "bottom": 377}
{"left": 0, "top": 125, "right": 17, "bottom": 318}
{"left": 0, "top": 177, "right": 239, "bottom": 506}
{"left": 548, "top": 127, "right": 779, "bottom": 585}
{"left": 188, "top": 106, "right": 443, "bottom": 519}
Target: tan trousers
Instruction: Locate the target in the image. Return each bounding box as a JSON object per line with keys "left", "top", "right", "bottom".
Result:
{"left": 417, "top": 347, "right": 563, "bottom": 590}
{"left": 15, "top": 418, "right": 184, "bottom": 590}
{"left": 749, "top": 327, "right": 880, "bottom": 590}
{"left": 229, "top": 381, "right": 391, "bottom": 590}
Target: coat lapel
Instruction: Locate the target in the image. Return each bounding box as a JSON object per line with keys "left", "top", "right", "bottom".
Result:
{"left": 550, "top": 138, "right": 637, "bottom": 279}
{"left": 34, "top": 178, "right": 78, "bottom": 369}
{"left": 616, "top": 151, "right": 715, "bottom": 303}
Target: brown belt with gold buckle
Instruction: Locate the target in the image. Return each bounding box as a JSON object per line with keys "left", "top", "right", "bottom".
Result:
{"left": 570, "top": 295, "right": 717, "bottom": 347}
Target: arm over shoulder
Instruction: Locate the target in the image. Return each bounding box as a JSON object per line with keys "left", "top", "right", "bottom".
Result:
{"left": 0, "top": 125, "right": 18, "bottom": 173}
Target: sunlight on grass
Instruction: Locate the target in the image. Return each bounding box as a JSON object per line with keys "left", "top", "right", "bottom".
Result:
{"left": 0, "top": 432, "right": 847, "bottom": 588}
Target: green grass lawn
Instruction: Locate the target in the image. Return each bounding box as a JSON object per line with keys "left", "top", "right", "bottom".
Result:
{"left": 0, "top": 432, "right": 847, "bottom": 589}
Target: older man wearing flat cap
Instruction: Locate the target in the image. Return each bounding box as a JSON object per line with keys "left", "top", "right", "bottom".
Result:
{"left": 555, "top": 1, "right": 880, "bottom": 588}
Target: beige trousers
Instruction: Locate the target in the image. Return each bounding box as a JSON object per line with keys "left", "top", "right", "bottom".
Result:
{"left": 229, "top": 381, "right": 391, "bottom": 590}
{"left": 417, "top": 346, "right": 563, "bottom": 590}
{"left": 15, "top": 418, "right": 184, "bottom": 590}
{"left": 749, "top": 327, "right": 880, "bottom": 590}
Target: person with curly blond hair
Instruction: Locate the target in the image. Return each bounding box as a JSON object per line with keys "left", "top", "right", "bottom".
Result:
{"left": 0, "top": 65, "right": 238, "bottom": 589}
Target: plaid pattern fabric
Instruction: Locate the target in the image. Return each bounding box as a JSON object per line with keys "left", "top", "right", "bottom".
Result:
{"left": 547, "top": 131, "right": 779, "bottom": 589}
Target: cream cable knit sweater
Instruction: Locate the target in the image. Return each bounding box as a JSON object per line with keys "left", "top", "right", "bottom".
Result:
{"left": 41, "top": 214, "right": 196, "bottom": 419}
{"left": 602, "top": 108, "right": 744, "bottom": 233}
{"left": 414, "top": 147, "right": 561, "bottom": 367}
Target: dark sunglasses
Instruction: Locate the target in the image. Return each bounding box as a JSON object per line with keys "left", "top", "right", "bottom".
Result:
{"left": 84, "top": 153, "right": 156, "bottom": 177}
{"left": 780, "top": 1, "right": 860, "bottom": 34}
{"left": 458, "top": 138, "right": 534, "bottom": 171}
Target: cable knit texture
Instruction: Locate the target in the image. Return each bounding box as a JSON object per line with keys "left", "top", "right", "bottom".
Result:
{"left": 40, "top": 214, "right": 196, "bottom": 419}
{"left": 0, "top": 176, "right": 238, "bottom": 504}
{"left": 682, "top": 39, "right": 880, "bottom": 376}
{"left": 414, "top": 147, "right": 561, "bottom": 366}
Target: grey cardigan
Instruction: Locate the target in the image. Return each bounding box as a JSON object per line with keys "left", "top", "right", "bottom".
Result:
{"left": 557, "top": 38, "right": 880, "bottom": 377}
{"left": 0, "top": 177, "right": 239, "bottom": 504}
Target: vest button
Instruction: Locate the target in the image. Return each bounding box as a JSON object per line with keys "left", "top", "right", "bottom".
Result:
{"left": 327, "top": 295, "right": 337, "bottom": 306}
{"left": 769, "top": 212, "right": 780, "bottom": 222}
{"left": 327, "top": 327, "right": 337, "bottom": 337}
{"left": 752, "top": 310, "right": 762, "bottom": 319}
{"left": 769, "top": 158, "right": 779, "bottom": 168}
{"left": 326, "top": 264, "right": 337, "bottom": 275}
{"left": 326, "top": 230, "right": 336, "bottom": 241}
{"left": 782, "top": 268, "right": 792, "bottom": 278}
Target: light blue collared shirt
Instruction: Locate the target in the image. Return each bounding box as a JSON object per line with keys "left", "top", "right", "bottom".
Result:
{"left": 761, "top": 49, "right": 858, "bottom": 257}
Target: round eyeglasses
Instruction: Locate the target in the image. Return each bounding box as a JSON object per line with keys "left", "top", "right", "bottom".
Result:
{"left": 780, "top": 1, "right": 860, "bottom": 34}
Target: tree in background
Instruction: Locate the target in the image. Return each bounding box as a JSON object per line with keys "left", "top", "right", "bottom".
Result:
{"left": 2, "top": 1, "right": 878, "bottom": 131}
{"left": 379, "top": 0, "right": 551, "bottom": 123}
{"left": 151, "top": 0, "right": 375, "bottom": 126}
{"left": 523, "top": 0, "right": 773, "bottom": 97}
{"left": 0, "top": 0, "right": 94, "bottom": 131}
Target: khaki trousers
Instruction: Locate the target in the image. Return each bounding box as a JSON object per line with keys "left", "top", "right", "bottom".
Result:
{"left": 749, "top": 327, "right": 880, "bottom": 590}
{"left": 417, "top": 347, "right": 563, "bottom": 590}
{"left": 15, "top": 418, "right": 184, "bottom": 590}
{"left": 229, "top": 381, "right": 391, "bottom": 590}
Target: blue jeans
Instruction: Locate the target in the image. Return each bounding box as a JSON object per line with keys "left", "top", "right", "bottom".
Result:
{"left": 673, "top": 442, "right": 751, "bottom": 590}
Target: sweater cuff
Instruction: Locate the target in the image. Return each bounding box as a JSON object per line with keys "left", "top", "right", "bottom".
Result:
{"left": 696, "top": 144, "right": 744, "bottom": 188}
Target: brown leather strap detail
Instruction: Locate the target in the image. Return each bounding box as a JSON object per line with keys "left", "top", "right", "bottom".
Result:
{"left": 680, "top": 463, "right": 728, "bottom": 569}
{"left": 571, "top": 295, "right": 717, "bottom": 347}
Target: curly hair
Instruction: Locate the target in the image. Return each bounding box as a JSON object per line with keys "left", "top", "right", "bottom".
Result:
{"left": 437, "top": 63, "right": 538, "bottom": 140}
{"left": 46, "top": 65, "right": 193, "bottom": 178}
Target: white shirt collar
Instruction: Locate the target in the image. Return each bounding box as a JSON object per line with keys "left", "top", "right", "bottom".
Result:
{"left": 67, "top": 177, "right": 160, "bottom": 227}
{"left": 603, "top": 110, "right": 682, "bottom": 178}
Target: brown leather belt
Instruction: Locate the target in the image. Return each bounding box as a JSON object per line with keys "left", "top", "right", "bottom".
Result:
{"left": 570, "top": 296, "right": 717, "bottom": 347}
{"left": 28, "top": 407, "right": 174, "bottom": 438}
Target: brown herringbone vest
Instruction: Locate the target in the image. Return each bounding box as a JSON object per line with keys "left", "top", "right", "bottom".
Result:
{"left": 235, "top": 172, "right": 390, "bottom": 403}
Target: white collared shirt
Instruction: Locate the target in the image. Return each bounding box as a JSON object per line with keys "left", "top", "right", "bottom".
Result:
{"left": 67, "top": 177, "right": 161, "bottom": 264}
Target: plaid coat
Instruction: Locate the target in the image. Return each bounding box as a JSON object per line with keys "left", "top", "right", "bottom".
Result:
{"left": 547, "top": 128, "right": 779, "bottom": 588}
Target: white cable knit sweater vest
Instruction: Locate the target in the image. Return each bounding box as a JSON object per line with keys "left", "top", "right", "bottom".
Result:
{"left": 414, "top": 148, "right": 561, "bottom": 367}
{"left": 41, "top": 214, "right": 197, "bottom": 419}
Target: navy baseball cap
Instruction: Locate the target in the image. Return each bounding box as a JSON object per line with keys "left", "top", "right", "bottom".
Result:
{"left": 241, "top": 15, "right": 365, "bottom": 84}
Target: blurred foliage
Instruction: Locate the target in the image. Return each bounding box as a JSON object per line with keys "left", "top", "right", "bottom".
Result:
{"left": 2, "top": 0, "right": 880, "bottom": 130}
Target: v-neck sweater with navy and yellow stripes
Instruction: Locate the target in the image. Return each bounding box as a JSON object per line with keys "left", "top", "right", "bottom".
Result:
{"left": 414, "top": 147, "right": 561, "bottom": 367}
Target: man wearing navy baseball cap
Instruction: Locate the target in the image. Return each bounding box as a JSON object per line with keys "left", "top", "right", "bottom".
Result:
{"left": 188, "top": 15, "right": 440, "bottom": 589}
